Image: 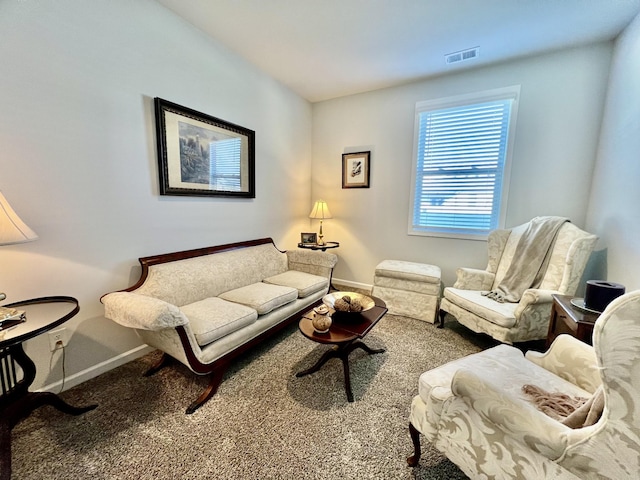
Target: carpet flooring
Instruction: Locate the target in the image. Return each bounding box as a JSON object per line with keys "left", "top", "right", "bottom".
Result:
{"left": 11, "top": 313, "right": 497, "bottom": 479}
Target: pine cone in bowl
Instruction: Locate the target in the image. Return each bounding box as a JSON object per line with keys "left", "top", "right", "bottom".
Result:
{"left": 349, "top": 299, "right": 363, "bottom": 312}
{"left": 334, "top": 298, "right": 351, "bottom": 312}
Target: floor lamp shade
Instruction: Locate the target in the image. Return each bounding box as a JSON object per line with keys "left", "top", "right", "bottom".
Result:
{"left": 0, "top": 192, "right": 38, "bottom": 246}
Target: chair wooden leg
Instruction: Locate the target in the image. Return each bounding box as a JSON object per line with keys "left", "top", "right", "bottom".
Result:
{"left": 438, "top": 309, "right": 447, "bottom": 329}
{"left": 407, "top": 422, "right": 422, "bottom": 466}
{"left": 185, "top": 367, "right": 227, "bottom": 414}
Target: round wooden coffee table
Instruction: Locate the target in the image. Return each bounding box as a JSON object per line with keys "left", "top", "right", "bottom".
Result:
{"left": 296, "top": 295, "right": 388, "bottom": 402}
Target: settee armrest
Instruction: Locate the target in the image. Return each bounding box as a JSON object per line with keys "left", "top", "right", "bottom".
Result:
{"left": 452, "top": 267, "right": 494, "bottom": 290}
{"left": 103, "top": 291, "right": 188, "bottom": 331}
{"left": 451, "top": 368, "right": 570, "bottom": 460}
{"left": 286, "top": 249, "right": 338, "bottom": 278}
{"left": 525, "top": 335, "right": 600, "bottom": 393}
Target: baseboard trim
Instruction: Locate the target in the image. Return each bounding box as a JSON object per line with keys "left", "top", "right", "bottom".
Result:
{"left": 332, "top": 277, "right": 372, "bottom": 292}
{"left": 39, "top": 344, "right": 154, "bottom": 393}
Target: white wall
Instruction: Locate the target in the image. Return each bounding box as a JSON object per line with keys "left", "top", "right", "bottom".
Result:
{"left": 586, "top": 12, "right": 640, "bottom": 291}
{"left": 0, "top": 0, "right": 312, "bottom": 390}
{"left": 312, "top": 44, "right": 612, "bottom": 288}
{"left": 1, "top": 1, "right": 632, "bottom": 393}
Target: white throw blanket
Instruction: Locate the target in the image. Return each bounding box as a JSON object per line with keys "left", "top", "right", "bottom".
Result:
{"left": 484, "top": 216, "right": 568, "bottom": 303}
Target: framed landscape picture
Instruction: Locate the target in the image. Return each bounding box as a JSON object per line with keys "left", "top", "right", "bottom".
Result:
{"left": 300, "top": 232, "right": 317, "bottom": 245}
{"left": 342, "top": 151, "right": 370, "bottom": 188}
{"left": 154, "top": 98, "right": 255, "bottom": 198}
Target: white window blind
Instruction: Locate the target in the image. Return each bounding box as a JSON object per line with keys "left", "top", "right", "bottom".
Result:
{"left": 209, "top": 137, "right": 242, "bottom": 191}
{"left": 409, "top": 87, "right": 519, "bottom": 238}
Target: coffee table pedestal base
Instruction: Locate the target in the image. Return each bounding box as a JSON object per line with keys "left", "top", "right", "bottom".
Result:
{"left": 296, "top": 340, "right": 385, "bottom": 402}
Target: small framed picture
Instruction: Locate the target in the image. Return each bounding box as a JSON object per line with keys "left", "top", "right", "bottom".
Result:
{"left": 342, "top": 151, "right": 370, "bottom": 188}
{"left": 301, "top": 232, "right": 317, "bottom": 245}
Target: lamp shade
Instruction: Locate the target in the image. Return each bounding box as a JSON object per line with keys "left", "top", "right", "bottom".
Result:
{"left": 309, "top": 200, "right": 333, "bottom": 220}
{"left": 0, "top": 191, "right": 38, "bottom": 245}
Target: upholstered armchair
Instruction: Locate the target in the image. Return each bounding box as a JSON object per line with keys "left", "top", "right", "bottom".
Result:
{"left": 408, "top": 290, "right": 640, "bottom": 479}
{"left": 439, "top": 218, "right": 597, "bottom": 343}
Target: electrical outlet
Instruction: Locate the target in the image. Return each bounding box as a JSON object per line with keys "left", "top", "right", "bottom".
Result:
{"left": 48, "top": 328, "right": 69, "bottom": 351}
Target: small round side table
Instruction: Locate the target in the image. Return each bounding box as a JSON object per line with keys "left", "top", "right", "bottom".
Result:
{"left": 297, "top": 241, "right": 339, "bottom": 252}
{"left": 0, "top": 296, "right": 98, "bottom": 480}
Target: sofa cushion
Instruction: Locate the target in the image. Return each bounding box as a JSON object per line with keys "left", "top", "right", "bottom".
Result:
{"left": 263, "top": 270, "right": 329, "bottom": 298}
{"left": 180, "top": 297, "right": 258, "bottom": 346}
{"left": 375, "top": 260, "right": 441, "bottom": 284}
{"left": 219, "top": 282, "right": 298, "bottom": 315}
{"left": 443, "top": 287, "right": 518, "bottom": 328}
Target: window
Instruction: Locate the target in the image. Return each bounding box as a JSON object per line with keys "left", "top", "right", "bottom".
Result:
{"left": 409, "top": 86, "right": 519, "bottom": 239}
{"left": 209, "top": 137, "right": 242, "bottom": 191}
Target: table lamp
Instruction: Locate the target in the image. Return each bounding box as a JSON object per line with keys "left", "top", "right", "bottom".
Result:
{"left": 309, "top": 199, "right": 332, "bottom": 246}
{"left": 0, "top": 191, "right": 38, "bottom": 313}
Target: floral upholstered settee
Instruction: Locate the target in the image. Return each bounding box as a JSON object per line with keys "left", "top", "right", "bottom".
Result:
{"left": 408, "top": 290, "right": 640, "bottom": 479}
{"left": 102, "top": 238, "right": 337, "bottom": 413}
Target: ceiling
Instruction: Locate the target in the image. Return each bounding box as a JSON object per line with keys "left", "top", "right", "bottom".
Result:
{"left": 155, "top": 0, "right": 640, "bottom": 103}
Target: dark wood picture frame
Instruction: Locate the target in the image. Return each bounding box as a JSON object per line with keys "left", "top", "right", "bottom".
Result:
{"left": 342, "top": 151, "right": 370, "bottom": 188}
{"left": 300, "top": 232, "right": 317, "bottom": 245}
{"left": 154, "top": 98, "right": 255, "bottom": 198}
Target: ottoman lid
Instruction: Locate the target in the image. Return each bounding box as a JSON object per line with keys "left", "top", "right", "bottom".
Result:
{"left": 375, "top": 260, "right": 441, "bottom": 284}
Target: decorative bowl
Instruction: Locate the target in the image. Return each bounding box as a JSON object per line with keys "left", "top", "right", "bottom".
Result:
{"left": 322, "top": 291, "right": 375, "bottom": 314}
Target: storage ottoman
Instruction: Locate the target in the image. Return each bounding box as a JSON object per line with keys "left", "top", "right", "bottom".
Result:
{"left": 371, "top": 260, "right": 441, "bottom": 323}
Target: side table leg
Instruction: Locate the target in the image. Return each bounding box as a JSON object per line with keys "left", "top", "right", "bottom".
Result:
{"left": 296, "top": 340, "right": 385, "bottom": 403}
{"left": 341, "top": 356, "right": 354, "bottom": 402}
{"left": 296, "top": 346, "right": 340, "bottom": 377}
{"left": 27, "top": 392, "right": 97, "bottom": 416}
{"left": 0, "top": 393, "right": 96, "bottom": 480}
{"left": 341, "top": 340, "right": 385, "bottom": 402}
{"left": 349, "top": 341, "right": 385, "bottom": 356}
{"left": 0, "top": 417, "right": 11, "bottom": 480}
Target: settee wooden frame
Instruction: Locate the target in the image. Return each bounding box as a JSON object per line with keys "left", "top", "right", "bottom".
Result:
{"left": 102, "top": 237, "right": 332, "bottom": 414}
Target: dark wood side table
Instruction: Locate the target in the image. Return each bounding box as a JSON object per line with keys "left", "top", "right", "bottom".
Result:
{"left": 546, "top": 294, "right": 599, "bottom": 348}
{"left": 296, "top": 295, "right": 387, "bottom": 402}
{"left": 297, "top": 241, "right": 339, "bottom": 252}
{"left": 0, "top": 296, "right": 98, "bottom": 480}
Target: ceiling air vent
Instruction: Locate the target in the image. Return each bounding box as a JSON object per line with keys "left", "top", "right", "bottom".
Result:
{"left": 445, "top": 47, "right": 480, "bottom": 65}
